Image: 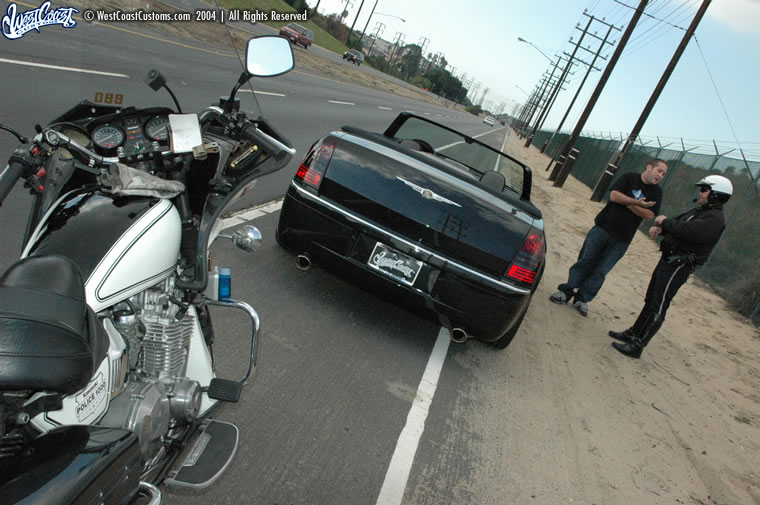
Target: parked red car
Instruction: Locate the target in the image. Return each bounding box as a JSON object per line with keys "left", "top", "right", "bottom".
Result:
{"left": 279, "top": 23, "right": 314, "bottom": 49}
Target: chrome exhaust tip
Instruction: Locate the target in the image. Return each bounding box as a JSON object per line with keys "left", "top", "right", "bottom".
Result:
{"left": 450, "top": 327, "right": 468, "bottom": 344}
{"left": 296, "top": 253, "right": 312, "bottom": 271}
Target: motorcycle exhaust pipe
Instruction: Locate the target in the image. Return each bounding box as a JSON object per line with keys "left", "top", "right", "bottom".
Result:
{"left": 296, "top": 253, "right": 312, "bottom": 271}
{"left": 450, "top": 327, "right": 468, "bottom": 344}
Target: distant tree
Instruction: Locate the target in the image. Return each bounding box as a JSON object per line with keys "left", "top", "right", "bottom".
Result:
{"left": 424, "top": 66, "right": 467, "bottom": 103}
{"left": 410, "top": 76, "right": 431, "bottom": 90}
{"left": 398, "top": 44, "right": 422, "bottom": 79}
{"left": 283, "top": 0, "right": 309, "bottom": 11}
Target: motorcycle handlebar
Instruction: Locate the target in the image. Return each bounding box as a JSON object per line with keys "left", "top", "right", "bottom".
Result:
{"left": 0, "top": 160, "right": 25, "bottom": 206}
{"left": 240, "top": 123, "right": 295, "bottom": 162}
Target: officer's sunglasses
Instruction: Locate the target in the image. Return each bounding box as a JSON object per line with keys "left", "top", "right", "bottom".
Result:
{"left": 698, "top": 186, "right": 711, "bottom": 193}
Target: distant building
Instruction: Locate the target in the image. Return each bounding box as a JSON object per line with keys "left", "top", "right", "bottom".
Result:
{"left": 362, "top": 36, "right": 394, "bottom": 59}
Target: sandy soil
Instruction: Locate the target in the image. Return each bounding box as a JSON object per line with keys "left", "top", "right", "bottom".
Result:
{"left": 487, "top": 132, "right": 760, "bottom": 505}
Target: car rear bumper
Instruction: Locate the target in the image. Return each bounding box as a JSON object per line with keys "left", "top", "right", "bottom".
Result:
{"left": 277, "top": 182, "right": 534, "bottom": 342}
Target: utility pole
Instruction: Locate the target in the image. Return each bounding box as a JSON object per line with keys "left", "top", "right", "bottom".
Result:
{"left": 523, "top": 68, "right": 560, "bottom": 145}
{"left": 388, "top": 32, "right": 405, "bottom": 65}
{"left": 366, "top": 21, "right": 384, "bottom": 57}
{"left": 415, "top": 36, "right": 430, "bottom": 77}
{"left": 525, "top": 50, "right": 576, "bottom": 147}
{"left": 543, "top": 15, "right": 618, "bottom": 158}
{"left": 550, "top": 0, "right": 649, "bottom": 187}
{"left": 347, "top": 0, "right": 365, "bottom": 45}
{"left": 516, "top": 86, "right": 537, "bottom": 133}
{"left": 359, "top": 0, "right": 378, "bottom": 47}
{"left": 524, "top": 15, "right": 602, "bottom": 148}
{"left": 469, "top": 81, "right": 481, "bottom": 103}
{"left": 479, "top": 87, "right": 489, "bottom": 107}
{"left": 589, "top": 0, "right": 713, "bottom": 201}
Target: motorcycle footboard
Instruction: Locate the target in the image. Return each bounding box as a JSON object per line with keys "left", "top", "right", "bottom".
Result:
{"left": 164, "top": 420, "right": 239, "bottom": 489}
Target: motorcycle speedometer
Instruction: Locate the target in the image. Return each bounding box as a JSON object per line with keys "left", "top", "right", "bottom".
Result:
{"left": 92, "top": 125, "right": 125, "bottom": 149}
{"left": 145, "top": 115, "right": 170, "bottom": 142}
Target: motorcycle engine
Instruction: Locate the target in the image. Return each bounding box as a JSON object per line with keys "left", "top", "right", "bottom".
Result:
{"left": 101, "top": 277, "right": 203, "bottom": 462}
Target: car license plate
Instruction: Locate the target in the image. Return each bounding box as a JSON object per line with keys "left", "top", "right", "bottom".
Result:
{"left": 367, "top": 242, "right": 422, "bottom": 286}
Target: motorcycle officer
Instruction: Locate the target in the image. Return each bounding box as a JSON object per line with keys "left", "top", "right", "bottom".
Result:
{"left": 609, "top": 175, "right": 732, "bottom": 359}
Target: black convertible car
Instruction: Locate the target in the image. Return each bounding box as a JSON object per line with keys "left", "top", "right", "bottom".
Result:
{"left": 276, "top": 113, "right": 545, "bottom": 349}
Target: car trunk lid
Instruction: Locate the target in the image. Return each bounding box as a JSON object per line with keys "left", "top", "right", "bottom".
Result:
{"left": 318, "top": 133, "right": 539, "bottom": 276}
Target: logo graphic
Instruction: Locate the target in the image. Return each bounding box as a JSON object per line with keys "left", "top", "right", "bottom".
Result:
{"left": 2, "top": 1, "right": 78, "bottom": 40}
{"left": 632, "top": 189, "right": 644, "bottom": 200}
{"left": 396, "top": 177, "right": 461, "bottom": 207}
{"left": 74, "top": 371, "right": 107, "bottom": 423}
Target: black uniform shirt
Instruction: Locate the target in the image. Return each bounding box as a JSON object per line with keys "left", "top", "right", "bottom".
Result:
{"left": 660, "top": 203, "right": 725, "bottom": 264}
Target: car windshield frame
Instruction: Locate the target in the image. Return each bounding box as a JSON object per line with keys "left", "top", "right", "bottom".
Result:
{"left": 383, "top": 113, "right": 530, "bottom": 198}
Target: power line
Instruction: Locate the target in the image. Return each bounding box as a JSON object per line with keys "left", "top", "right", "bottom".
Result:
{"left": 692, "top": 34, "right": 746, "bottom": 159}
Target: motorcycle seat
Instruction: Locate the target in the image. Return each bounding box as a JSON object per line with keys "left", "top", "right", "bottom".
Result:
{"left": 0, "top": 255, "right": 108, "bottom": 395}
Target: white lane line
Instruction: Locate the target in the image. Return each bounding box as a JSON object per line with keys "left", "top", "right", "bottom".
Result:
{"left": 329, "top": 100, "right": 356, "bottom": 105}
{"left": 220, "top": 199, "right": 283, "bottom": 230}
{"left": 376, "top": 327, "right": 450, "bottom": 505}
{"left": 0, "top": 58, "right": 129, "bottom": 77}
{"left": 378, "top": 106, "right": 393, "bottom": 110}
{"left": 239, "top": 90, "right": 287, "bottom": 97}
{"left": 224, "top": 198, "right": 450, "bottom": 505}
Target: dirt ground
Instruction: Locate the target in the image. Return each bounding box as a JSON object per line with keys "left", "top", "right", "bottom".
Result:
{"left": 493, "top": 132, "right": 760, "bottom": 505}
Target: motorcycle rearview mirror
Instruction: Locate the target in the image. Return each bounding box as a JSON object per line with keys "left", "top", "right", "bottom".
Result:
{"left": 225, "top": 36, "right": 295, "bottom": 112}
{"left": 244, "top": 35, "right": 295, "bottom": 78}
{"left": 144, "top": 69, "right": 183, "bottom": 113}
{"left": 218, "top": 225, "right": 263, "bottom": 253}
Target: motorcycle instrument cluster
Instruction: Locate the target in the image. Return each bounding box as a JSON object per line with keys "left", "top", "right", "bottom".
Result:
{"left": 145, "top": 115, "right": 170, "bottom": 141}
{"left": 92, "top": 125, "right": 124, "bottom": 149}
{"left": 89, "top": 111, "right": 171, "bottom": 161}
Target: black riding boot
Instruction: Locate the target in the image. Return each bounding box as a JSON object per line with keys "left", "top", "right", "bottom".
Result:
{"left": 612, "top": 309, "right": 663, "bottom": 359}
{"left": 608, "top": 304, "right": 652, "bottom": 343}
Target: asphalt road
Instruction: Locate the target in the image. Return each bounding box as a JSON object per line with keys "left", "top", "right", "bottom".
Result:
{"left": 0, "top": 16, "right": 513, "bottom": 505}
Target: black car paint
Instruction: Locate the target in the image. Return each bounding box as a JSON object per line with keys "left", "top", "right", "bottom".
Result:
{"left": 278, "top": 182, "right": 533, "bottom": 342}
{"left": 320, "top": 132, "right": 539, "bottom": 275}
{"left": 277, "top": 115, "right": 545, "bottom": 345}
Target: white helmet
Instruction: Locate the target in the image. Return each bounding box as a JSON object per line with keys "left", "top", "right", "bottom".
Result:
{"left": 696, "top": 175, "right": 732, "bottom": 204}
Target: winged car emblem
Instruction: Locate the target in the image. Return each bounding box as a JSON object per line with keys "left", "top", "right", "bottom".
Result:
{"left": 396, "top": 177, "right": 461, "bottom": 207}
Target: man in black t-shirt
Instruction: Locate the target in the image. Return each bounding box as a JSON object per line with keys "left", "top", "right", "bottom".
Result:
{"left": 550, "top": 158, "right": 667, "bottom": 316}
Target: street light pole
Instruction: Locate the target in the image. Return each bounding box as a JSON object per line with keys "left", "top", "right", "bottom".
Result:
{"left": 517, "top": 37, "right": 553, "bottom": 63}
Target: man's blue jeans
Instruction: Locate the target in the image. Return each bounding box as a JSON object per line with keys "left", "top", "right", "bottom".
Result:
{"left": 558, "top": 225, "right": 629, "bottom": 303}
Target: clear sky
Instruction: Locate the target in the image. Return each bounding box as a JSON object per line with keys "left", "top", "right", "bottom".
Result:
{"left": 308, "top": 0, "right": 760, "bottom": 158}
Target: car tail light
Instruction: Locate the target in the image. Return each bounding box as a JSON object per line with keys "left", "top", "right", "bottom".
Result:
{"left": 295, "top": 141, "right": 334, "bottom": 190}
{"left": 506, "top": 230, "right": 544, "bottom": 286}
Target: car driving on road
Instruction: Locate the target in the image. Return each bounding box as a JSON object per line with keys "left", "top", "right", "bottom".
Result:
{"left": 343, "top": 49, "right": 365, "bottom": 65}
{"left": 279, "top": 23, "right": 314, "bottom": 49}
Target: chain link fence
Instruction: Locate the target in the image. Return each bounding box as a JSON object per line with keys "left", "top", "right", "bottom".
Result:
{"left": 533, "top": 130, "right": 760, "bottom": 327}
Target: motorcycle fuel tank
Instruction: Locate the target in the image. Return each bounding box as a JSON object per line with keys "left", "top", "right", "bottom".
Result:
{"left": 24, "top": 189, "right": 182, "bottom": 312}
